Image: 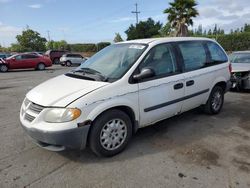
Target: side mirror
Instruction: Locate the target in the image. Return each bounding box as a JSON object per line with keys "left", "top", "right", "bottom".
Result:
{"left": 133, "top": 68, "right": 155, "bottom": 81}
{"left": 12, "top": 57, "right": 16, "bottom": 61}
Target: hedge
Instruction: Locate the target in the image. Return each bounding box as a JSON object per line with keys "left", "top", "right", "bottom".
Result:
{"left": 69, "top": 43, "right": 97, "bottom": 52}
{"left": 194, "top": 32, "right": 250, "bottom": 52}
{"left": 69, "top": 42, "right": 111, "bottom": 52}
{"left": 97, "top": 42, "right": 111, "bottom": 51}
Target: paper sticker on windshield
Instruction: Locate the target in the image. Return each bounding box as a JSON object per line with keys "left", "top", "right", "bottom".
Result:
{"left": 129, "top": 45, "right": 145, "bottom": 50}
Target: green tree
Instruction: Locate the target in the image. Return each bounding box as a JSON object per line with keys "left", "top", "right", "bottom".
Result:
{"left": 197, "top": 24, "right": 202, "bottom": 35}
{"left": 160, "top": 22, "right": 172, "bottom": 36}
{"left": 244, "top": 23, "right": 250, "bottom": 32}
{"left": 46, "top": 40, "right": 70, "bottom": 51}
{"left": 113, "top": 33, "right": 124, "bottom": 43}
{"left": 208, "top": 29, "right": 212, "bottom": 35}
{"left": 213, "top": 24, "right": 218, "bottom": 35}
{"left": 9, "top": 43, "right": 25, "bottom": 52}
{"left": 16, "top": 29, "right": 47, "bottom": 51}
{"left": 125, "top": 18, "right": 162, "bottom": 40}
{"left": 164, "top": 0, "right": 199, "bottom": 37}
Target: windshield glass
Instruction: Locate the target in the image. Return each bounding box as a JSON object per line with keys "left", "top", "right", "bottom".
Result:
{"left": 232, "top": 53, "right": 250, "bottom": 64}
{"left": 75, "top": 43, "right": 147, "bottom": 81}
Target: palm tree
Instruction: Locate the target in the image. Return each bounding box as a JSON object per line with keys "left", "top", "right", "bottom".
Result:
{"left": 164, "top": 0, "right": 199, "bottom": 37}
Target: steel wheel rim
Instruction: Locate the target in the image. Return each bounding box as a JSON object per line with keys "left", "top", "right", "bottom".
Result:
{"left": 100, "top": 118, "right": 127, "bottom": 151}
{"left": 211, "top": 91, "right": 222, "bottom": 111}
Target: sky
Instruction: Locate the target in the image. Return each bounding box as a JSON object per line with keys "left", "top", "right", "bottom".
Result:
{"left": 0, "top": 0, "right": 250, "bottom": 47}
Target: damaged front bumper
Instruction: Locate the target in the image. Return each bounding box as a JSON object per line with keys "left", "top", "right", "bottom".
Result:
{"left": 231, "top": 72, "right": 250, "bottom": 90}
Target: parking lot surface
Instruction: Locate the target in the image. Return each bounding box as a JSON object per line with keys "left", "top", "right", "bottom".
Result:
{"left": 0, "top": 66, "right": 250, "bottom": 188}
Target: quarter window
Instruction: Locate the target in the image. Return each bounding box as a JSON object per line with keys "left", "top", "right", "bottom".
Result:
{"left": 178, "top": 41, "right": 206, "bottom": 71}
{"left": 207, "top": 41, "right": 228, "bottom": 63}
{"left": 139, "top": 44, "right": 178, "bottom": 77}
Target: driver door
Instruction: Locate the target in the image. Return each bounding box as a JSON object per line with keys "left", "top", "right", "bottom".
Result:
{"left": 137, "top": 43, "right": 185, "bottom": 127}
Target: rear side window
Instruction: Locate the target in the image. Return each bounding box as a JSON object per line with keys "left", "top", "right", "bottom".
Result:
{"left": 178, "top": 41, "right": 206, "bottom": 71}
{"left": 206, "top": 41, "right": 228, "bottom": 63}
{"left": 24, "top": 54, "right": 38, "bottom": 59}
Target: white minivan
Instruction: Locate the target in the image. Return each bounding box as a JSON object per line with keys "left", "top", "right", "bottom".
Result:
{"left": 20, "top": 37, "right": 231, "bottom": 157}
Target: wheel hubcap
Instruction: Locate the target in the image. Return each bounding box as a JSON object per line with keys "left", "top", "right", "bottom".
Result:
{"left": 39, "top": 64, "right": 44, "bottom": 70}
{"left": 211, "top": 91, "right": 222, "bottom": 111}
{"left": 1, "top": 65, "right": 7, "bottom": 72}
{"left": 100, "top": 119, "right": 127, "bottom": 151}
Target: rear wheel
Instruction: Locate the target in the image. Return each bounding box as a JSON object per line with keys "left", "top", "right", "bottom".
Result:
{"left": 37, "top": 63, "right": 45, "bottom": 71}
{"left": 89, "top": 109, "right": 132, "bottom": 157}
{"left": 204, "top": 86, "right": 224, "bottom": 114}
{"left": 0, "top": 64, "right": 8, "bottom": 72}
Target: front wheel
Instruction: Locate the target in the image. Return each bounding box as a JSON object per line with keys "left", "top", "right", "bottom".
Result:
{"left": 204, "top": 86, "right": 224, "bottom": 114}
{"left": 66, "top": 61, "right": 72, "bottom": 67}
{"left": 89, "top": 109, "right": 132, "bottom": 157}
{"left": 0, "top": 64, "right": 8, "bottom": 72}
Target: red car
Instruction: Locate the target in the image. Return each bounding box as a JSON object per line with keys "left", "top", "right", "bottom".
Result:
{"left": 0, "top": 53, "right": 52, "bottom": 72}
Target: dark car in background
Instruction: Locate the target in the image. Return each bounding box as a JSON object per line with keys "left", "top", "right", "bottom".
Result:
{"left": 0, "top": 53, "right": 52, "bottom": 72}
{"left": 229, "top": 51, "right": 250, "bottom": 90}
{"left": 0, "top": 53, "right": 11, "bottom": 59}
{"left": 45, "top": 50, "right": 68, "bottom": 64}
{"left": 60, "top": 53, "right": 87, "bottom": 66}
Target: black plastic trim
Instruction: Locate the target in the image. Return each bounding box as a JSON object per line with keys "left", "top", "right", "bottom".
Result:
{"left": 144, "top": 89, "right": 209, "bottom": 112}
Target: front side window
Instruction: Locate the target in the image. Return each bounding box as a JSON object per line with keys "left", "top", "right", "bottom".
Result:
{"left": 234, "top": 53, "right": 250, "bottom": 63}
{"left": 75, "top": 43, "right": 147, "bottom": 81}
{"left": 207, "top": 41, "right": 228, "bottom": 63}
{"left": 139, "top": 43, "right": 178, "bottom": 77}
{"left": 15, "top": 55, "right": 22, "bottom": 60}
{"left": 178, "top": 41, "right": 206, "bottom": 71}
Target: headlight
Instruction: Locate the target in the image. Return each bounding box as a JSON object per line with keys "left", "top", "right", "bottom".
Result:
{"left": 44, "top": 108, "right": 81, "bottom": 123}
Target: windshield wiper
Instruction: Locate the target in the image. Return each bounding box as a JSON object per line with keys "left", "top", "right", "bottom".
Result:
{"left": 69, "top": 68, "right": 108, "bottom": 82}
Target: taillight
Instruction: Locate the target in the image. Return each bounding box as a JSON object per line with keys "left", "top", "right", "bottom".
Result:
{"left": 229, "top": 63, "right": 232, "bottom": 73}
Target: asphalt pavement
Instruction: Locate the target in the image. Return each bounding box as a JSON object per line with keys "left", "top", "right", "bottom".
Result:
{"left": 0, "top": 65, "right": 250, "bottom": 188}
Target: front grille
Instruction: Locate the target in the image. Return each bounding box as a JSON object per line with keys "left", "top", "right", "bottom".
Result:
{"left": 29, "top": 103, "right": 44, "bottom": 113}
{"left": 22, "top": 98, "right": 44, "bottom": 123}
{"left": 24, "top": 113, "right": 36, "bottom": 122}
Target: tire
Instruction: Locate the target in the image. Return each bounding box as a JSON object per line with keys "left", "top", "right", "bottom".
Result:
{"left": 66, "top": 61, "right": 72, "bottom": 67}
{"left": 204, "top": 86, "right": 224, "bottom": 115}
{"left": 0, "top": 64, "right": 8, "bottom": 72}
{"left": 37, "top": 63, "right": 45, "bottom": 71}
{"left": 53, "top": 58, "right": 60, "bottom": 64}
{"left": 89, "top": 109, "right": 132, "bottom": 157}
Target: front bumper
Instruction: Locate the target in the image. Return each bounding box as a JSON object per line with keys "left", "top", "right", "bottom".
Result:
{"left": 20, "top": 122, "right": 90, "bottom": 151}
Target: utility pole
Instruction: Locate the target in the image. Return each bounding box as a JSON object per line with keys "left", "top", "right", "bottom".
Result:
{"left": 131, "top": 3, "right": 140, "bottom": 24}
{"left": 47, "top": 30, "right": 51, "bottom": 42}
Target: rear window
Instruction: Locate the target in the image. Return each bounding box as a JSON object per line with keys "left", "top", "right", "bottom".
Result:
{"left": 206, "top": 41, "right": 228, "bottom": 63}
{"left": 178, "top": 41, "right": 206, "bottom": 71}
{"left": 234, "top": 53, "right": 250, "bottom": 63}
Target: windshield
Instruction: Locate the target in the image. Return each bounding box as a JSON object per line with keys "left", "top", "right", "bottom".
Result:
{"left": 74, "top": 43, "right": 147, "bottom": 81}
{"left": 230, "top": 53, "right": 250, "bottom": 64}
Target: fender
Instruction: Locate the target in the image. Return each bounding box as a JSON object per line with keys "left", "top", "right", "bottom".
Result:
{"left": 86, "top": 97, "right": 139, "bottom": 123}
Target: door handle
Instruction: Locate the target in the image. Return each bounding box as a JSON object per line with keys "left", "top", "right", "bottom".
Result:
{"left": 186, "top": 80, "right": 195, "bottom": 86}
{"left": 174, "top": 83, "right": 184, "bottom": 90}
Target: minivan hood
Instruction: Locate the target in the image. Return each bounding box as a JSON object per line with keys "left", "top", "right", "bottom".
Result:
{"left": 26, "top": 75, "right": 109, "bottom": 107}
{"left": 232, "top": 63, "right": 250, "bottom": 73}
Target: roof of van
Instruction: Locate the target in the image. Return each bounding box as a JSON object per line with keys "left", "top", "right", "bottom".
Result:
{"left": 119, "top": 37, "right": 215, "bottom": 45}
